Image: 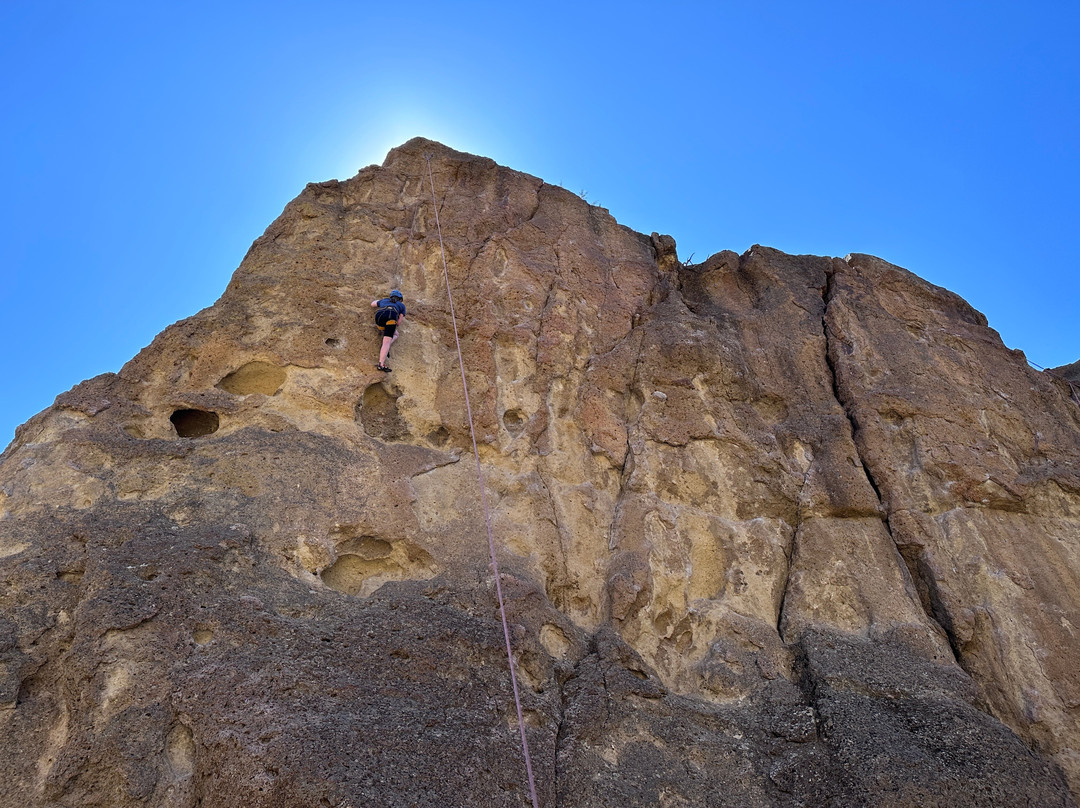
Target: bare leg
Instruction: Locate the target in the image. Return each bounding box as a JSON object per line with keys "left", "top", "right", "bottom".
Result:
{"left": 379, "top": 335, "right": 393, "bottom": 367}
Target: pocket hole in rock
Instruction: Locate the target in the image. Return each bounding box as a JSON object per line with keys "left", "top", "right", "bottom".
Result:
{"left": 356, "top": 383, "right": 409, "bottom": 441}
{"left": 217, "top": 361, "right": 287, "bottom": 396}
{"left": 540, "top": 623, "right": 572, "bottom": 659}
{"left": 325, "top": 338, "right": 342, "bottom": 348}
{"left": 427, "top": 426, "right": 451, "bottom": 446}
{"left": 321, "top": 541, "right": 437, "bottom": 598}
{"left": 337, "top": 536, "right": 393, "bottom": 559}
{"left": 171, "top": 409, "right": 219, "bottom": 438}
{"left": 502, "top": 408, "right": 526, "bottom": 436}
{"left": 192, "top": 627, "right": 214, "bottom": 645}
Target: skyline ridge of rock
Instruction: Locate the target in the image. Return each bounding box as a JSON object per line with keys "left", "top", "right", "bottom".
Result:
{"left": 2, "top": 138, "right": 1079, "bottom": 807}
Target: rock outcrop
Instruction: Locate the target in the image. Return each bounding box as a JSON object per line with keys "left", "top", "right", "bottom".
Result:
{"left": 1051, "top": 360, "right": 1080, "bottom": 385}
{"left": 2, "top": 139, "right": 1079, "bottom": 807}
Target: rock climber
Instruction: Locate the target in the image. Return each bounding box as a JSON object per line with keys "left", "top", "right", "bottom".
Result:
{"left": 371, "top": 289, "right": 406, "bottom": 372}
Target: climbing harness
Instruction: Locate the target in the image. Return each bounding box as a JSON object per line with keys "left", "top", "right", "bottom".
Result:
{"left": 374, "top": 305, "right": 398, "bottom": 330}
{"left": 425, "top": 154, "right": 542, "bottom": 808}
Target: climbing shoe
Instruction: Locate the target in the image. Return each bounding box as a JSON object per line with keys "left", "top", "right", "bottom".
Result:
{"left": 377, "top": 364, "right": 392, "bottom": 372}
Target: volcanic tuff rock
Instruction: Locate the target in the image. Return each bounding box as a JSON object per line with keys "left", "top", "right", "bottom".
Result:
{"left": 1052, "top": 359, "right": 1080, "bottom": 385}
{"left": 2, "top": 139, "right": 1079, "bottom": 807}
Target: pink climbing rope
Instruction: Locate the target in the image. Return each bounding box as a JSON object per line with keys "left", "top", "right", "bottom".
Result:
{"left": 425, "top": 154, "right": 542, "bottom": 808}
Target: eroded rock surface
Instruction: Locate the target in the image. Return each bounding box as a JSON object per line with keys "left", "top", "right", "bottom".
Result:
{"left": 2, "top": 139, "right": 1078, "bottom": 807}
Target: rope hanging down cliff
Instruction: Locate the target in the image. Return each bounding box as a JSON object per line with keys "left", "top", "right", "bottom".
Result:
{"left": 425, "top": 153, "right": 542, "bottom": 808}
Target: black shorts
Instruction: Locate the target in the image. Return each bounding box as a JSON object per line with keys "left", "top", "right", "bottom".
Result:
{"left": 375, "top": 307, "right": 399, "bottom": 337}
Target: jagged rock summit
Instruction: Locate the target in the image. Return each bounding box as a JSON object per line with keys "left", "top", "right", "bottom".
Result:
{"left": 2, "top": 138, "right": 1079, "bottom": 807}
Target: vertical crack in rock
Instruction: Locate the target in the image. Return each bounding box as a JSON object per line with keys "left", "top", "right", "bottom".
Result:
{"left": 534, "top": 279, "right": 556, "bottom": 369}
{"left": 524, "top": 181, "right": 544, "bottom": 227}
{"left": 821, "top": 268, "right": 884, "bottom": 499}
{"left": 465, "top": 232, "right": 497, "bottom": 284}
{"left": 775, "top": 461, "right": 812, "bottom": 637}
{"left": 902, "top": 541, "right": 967, "bottom": 664}
{"left": 821, "top": 266, "right": 961, "bottom": 662}
{"left": 790, "top": 643, "right": 829, "bottom": 747}
{"left": 623, "top": 328, "right": 647, "bottom": 476}
{"left": 537, "top": 469, "right": 573, "bottom": 614}
{"left": 774, "top": 542, "right": 793, "bottom": 639}
{"left": 606, "top": 328, "right": 646, "bottom": 559}
{"left": 551, "top": 653, "right": 581, "bottom": 808}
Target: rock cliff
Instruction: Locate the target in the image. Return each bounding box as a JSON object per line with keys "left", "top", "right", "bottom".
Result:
{"left": 2, "top": 139, "right": 1079, "bottom": 807}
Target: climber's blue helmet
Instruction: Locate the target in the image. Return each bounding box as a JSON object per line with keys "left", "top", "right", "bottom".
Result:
{"left": 390, "top": 289, "right": 403, "bottom": 302}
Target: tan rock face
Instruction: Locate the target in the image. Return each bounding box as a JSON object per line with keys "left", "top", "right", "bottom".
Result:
{"left": 1, "top": 139, "right": 1078, "bottom": 807}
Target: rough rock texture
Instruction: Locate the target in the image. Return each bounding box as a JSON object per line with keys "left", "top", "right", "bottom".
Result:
{"left": 1051, "top": 360, "right": 1080, "bottom": 385}
{"left": 2, "top": 139, "right": 1079, "bottom": 807}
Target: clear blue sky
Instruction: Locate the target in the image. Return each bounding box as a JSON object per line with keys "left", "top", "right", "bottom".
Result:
{"left": 3, "top": 1, "right": 1078, "bottom": 446}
